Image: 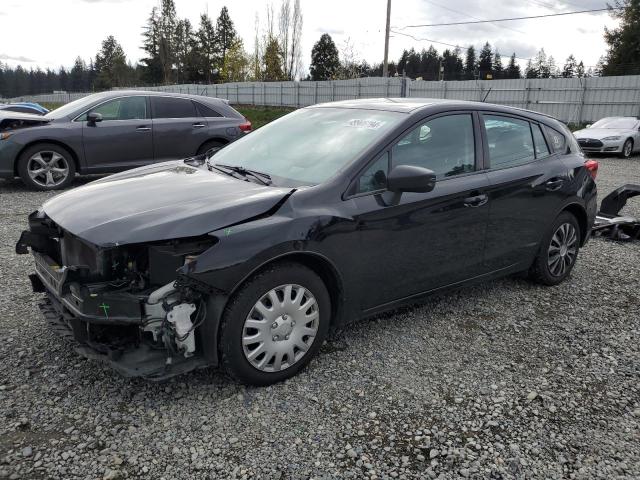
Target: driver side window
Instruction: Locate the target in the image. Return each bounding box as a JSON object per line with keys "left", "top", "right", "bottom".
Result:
{"left": 391, "top": 114, "right": 475, "bottom": 179}
{"left": 77, "top": 97, "right": 148, "bottom": 121}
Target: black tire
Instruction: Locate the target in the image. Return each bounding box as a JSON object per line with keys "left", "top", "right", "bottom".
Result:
{"left": 621, "top": 138, "right": 633, "bottom": 158}
{"left": 529, "top": 211, "right": 581, "bottom": 286}
{"left": 17, "top": 143, "right": 76, "bottom": 191}
{"left": 220, "top": 262, "right": 331, "bottom": 386}
{"left": 197, "top": 140, "right": 224, "bottom": 156}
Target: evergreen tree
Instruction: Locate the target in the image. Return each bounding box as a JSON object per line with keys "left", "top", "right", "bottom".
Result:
{"left": 263, "top": 36, "right": 284, "bottom": 81}
{"left": 464, "top": 46, "right": 477, "bottom": 79}
{"left": 197, "top": 12, "right": 218, "bottom": 83}
{"left": 603, "top": 0, "right": 640, "bottom": 75}
{"left": 478, "top": 42, "right": 493, "bottom": 79}
{"left": 309, "top": 33, "right": 340, "bottom": 80}
{"left": 158, "top": 0, "right": 178, "bottom": 84}
{"left": 505, "top": 53, "right": 521, "bottom": 79}
{"left": 174, "top": 18, "right": 194, "bottom": 83}
{"left": 398, "top": 49, "right": 409, "bottom": 76}
{"left": 562, "top": 54, "right": 578, "bottom": 78}
{"left": 419, "top": 46, "right": 439, "bottom": 80}
{"left": 140, "top": 7, "right": 163, "bottom": 84}
{"left": 576, "top": 61, "right": 586, "bottom": 78}
{"left": 69, "top": 57, "right": 87, "bottom": 91}
{"left": 214, "top": 7, "right": 238, "bottom": 73}
{"left": 441, "top": 48, "right": 463, "bottom": 80}
{"left": 492, "top": 51, "right": 503, "bottom": 79}
{"left": 94, "top": 35, "right": 128, "bottom": 89}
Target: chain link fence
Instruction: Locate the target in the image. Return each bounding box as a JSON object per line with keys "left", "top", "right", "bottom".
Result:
{"left": 4, "top": 75, "right": 640, "bottom": 124}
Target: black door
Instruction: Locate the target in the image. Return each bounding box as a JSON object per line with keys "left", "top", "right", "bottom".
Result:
{"left": 81, "top": 96, "right": 154, "bottom": 170}
{"left": 480, "top": 113, "right": 572, "bottom": 271}
{"left": 351, "top": 112, "right": 490, "bottom": 311}
{"left": 150, "top": 96, "right": 210, "bottom": 161}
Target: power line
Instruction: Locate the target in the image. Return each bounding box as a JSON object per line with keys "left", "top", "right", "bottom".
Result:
{"left": 395, "top": 7, "right": 616, "bottom": 29}
{"left": 390, "top": 29, "right": 532, "bottom": 61}
{"left": 423, "top": 0, "right": 525, "bottom": 35}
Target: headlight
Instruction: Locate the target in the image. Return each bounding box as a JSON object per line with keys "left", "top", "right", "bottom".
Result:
{"left": 602, "top": 136, "right": 621, "bottom": 141}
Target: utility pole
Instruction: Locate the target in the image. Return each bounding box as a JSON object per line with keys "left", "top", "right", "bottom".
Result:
{"left": 382, "top": 0, "right": 391, "bottom": 77}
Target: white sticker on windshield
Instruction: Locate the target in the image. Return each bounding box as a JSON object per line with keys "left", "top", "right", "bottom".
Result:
{"left": 346, "top": 119, "right": 386, "bottom": 130}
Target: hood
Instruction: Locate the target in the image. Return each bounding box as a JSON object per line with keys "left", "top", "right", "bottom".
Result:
{"left": 41, "top": 161, "right": 293, "bottom": 247}
{"left": 573, "top": 128, "right": 634, "bottom": 139}
{"left": 0, "top": 111, "right": 50, "bottom": 130}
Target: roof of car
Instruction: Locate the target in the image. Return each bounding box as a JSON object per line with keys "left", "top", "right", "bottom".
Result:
{"left": 89, "top": 89, "right": 227, "bottom": 103}
{"left": 311, "top": 98, "right": 561, "bottom": 123}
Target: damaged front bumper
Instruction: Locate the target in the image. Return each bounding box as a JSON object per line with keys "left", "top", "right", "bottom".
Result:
{"left": 16, "top": 212, "right": 220, "bottom": 380}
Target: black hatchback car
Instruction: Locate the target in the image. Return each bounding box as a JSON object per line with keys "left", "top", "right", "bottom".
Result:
{"left": 17, "top": 99, "right": 598, "bottom": 385}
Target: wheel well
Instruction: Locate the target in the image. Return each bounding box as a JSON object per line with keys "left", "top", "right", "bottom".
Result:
{"left": 229, "top": 253, "right": 344, "bottom": 328}
{"left": 197, "top": 137, "right": 229, "bottom": 154}
{"left": 563, "top": 204, "right": 588, "bottom": 246}
{"left": 14, "top": 140, "right": 80, "bottom": 176}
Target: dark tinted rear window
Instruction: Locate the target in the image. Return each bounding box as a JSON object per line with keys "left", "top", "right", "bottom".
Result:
{"left": 151, "top": 97, "right": 196, "bottom": 118}
{"left": 195, "top": 102, "right": 221, "bottom": 117}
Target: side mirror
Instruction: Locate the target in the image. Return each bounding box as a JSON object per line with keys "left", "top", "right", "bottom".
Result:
{"left": 387, "top": 164, "right": 436, "bottom": 193}
{"left": 585, "top": 124, "right": 592, "bottom": 128}
{"left": 87, "top": 112, "right": 103, "bottom": 125}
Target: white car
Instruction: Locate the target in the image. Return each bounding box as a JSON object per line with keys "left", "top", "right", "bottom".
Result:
{"left": 573, "top": 117, "right": 640, "bottom": 158}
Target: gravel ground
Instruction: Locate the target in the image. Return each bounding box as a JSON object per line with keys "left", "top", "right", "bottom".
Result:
{"left": 0, "top": 157, "right": 639, "bottom": 480}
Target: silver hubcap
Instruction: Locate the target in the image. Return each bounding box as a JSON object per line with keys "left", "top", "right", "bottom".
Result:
{"left": 625, "top": 141, "right": 632, "bottom": 156}
{"left": 242, "top": 284, "right": 319, "bottom": 372}
{"left": 27, "top": 151, "right": 69, "bottom": 187}
{"left": 548, "top": 223, "right": 577, "bottom": 277}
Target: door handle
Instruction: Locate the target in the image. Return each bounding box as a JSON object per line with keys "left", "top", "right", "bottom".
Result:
{"left": 192, "top": 123, "right": 206, "bottom": 128}
{"left": 545, "top": 178, "right": 564, "bottom": 191}
{"left": 463, "top": 194, "right": 488, "bottom": 208}
{"left": 136, "top": 126, "right": 151, "bottom": 132}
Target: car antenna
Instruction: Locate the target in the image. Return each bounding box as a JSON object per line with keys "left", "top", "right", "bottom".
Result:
{"left": 482, "top": 87, "right": 493, "bottom": 103}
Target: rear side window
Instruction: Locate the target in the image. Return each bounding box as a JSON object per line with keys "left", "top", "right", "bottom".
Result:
{"left": 532, "top": 124, "right": 550, "bottom": 158}
{"left": 195, "top": 102, "right": 221, "bottom": 117}
{"left": 151, "top": 97, "right": 196, "bottom": 118}
{"left": 544, "top": 126, "right": 568, "bottom": 154}
{"left": 392, "top": 114, "right": 475, "bottom": 179}
{"left": 483, "top": 115, "right": 535, "bottom": 168}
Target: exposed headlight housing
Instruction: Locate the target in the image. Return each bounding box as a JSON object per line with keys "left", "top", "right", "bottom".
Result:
{"left": 602, "top": 136, "right": 621, "bottom": 141}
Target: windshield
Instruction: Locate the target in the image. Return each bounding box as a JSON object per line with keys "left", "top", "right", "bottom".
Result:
{"left": 210, "top": 107, "right": 404, "bottom": 185}
{"left": 591, "top": 118, "right": 638, "bottom": 130}
{"left": 44, "top": 94, "right": 106, "bottom": 120}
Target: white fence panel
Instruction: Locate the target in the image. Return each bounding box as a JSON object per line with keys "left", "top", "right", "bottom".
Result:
{"left": 4, "top": 75, "right": 640, "bottom": 124}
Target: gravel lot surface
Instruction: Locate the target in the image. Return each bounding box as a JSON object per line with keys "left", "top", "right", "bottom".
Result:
{"left": 0, "top": 158, "right": 639, "bottom": 479}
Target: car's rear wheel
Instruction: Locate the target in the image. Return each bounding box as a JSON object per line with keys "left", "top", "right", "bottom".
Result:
{"left": 17, "top": 143, "right": 75, "bottom": 191}
{"left": 197, "top": 140, "right": 224, "bottom": 156}
{"left": 529, "top": 211, "right": 581, "bottom": 286}
{"left": 621, "top": 138, "right": 633, "bottom": 158}
{"left": 220, "top": 262, "right": 331, "bottom": 386}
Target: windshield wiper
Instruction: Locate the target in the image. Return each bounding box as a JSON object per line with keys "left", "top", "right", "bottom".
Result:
{"left": 213, "top": 163, "right": 272, "bottom": 186}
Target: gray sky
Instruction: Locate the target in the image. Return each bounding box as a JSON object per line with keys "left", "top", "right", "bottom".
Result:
{"left": 0, "top": 0, "right": 618, "bottom": 73}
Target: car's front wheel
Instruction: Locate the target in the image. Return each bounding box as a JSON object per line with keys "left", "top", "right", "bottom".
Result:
{"left": 621, "top": 138, "right": 634, "bottom": 158}
{"left": 17, "top": 143, "right": 76, "bottom": 191}
{"left": 220, "top": 262, "right": 331, "bottom": 385}
{"left": 529, "top": 211, "right": 581, "bottom": 286}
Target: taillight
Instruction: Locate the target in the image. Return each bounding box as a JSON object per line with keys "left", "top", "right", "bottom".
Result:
{"left": 585, "top": 159, "right": 598, "bottom": 179}
{"left": 239, "top": 119, "right": 252, "bottom": 133}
